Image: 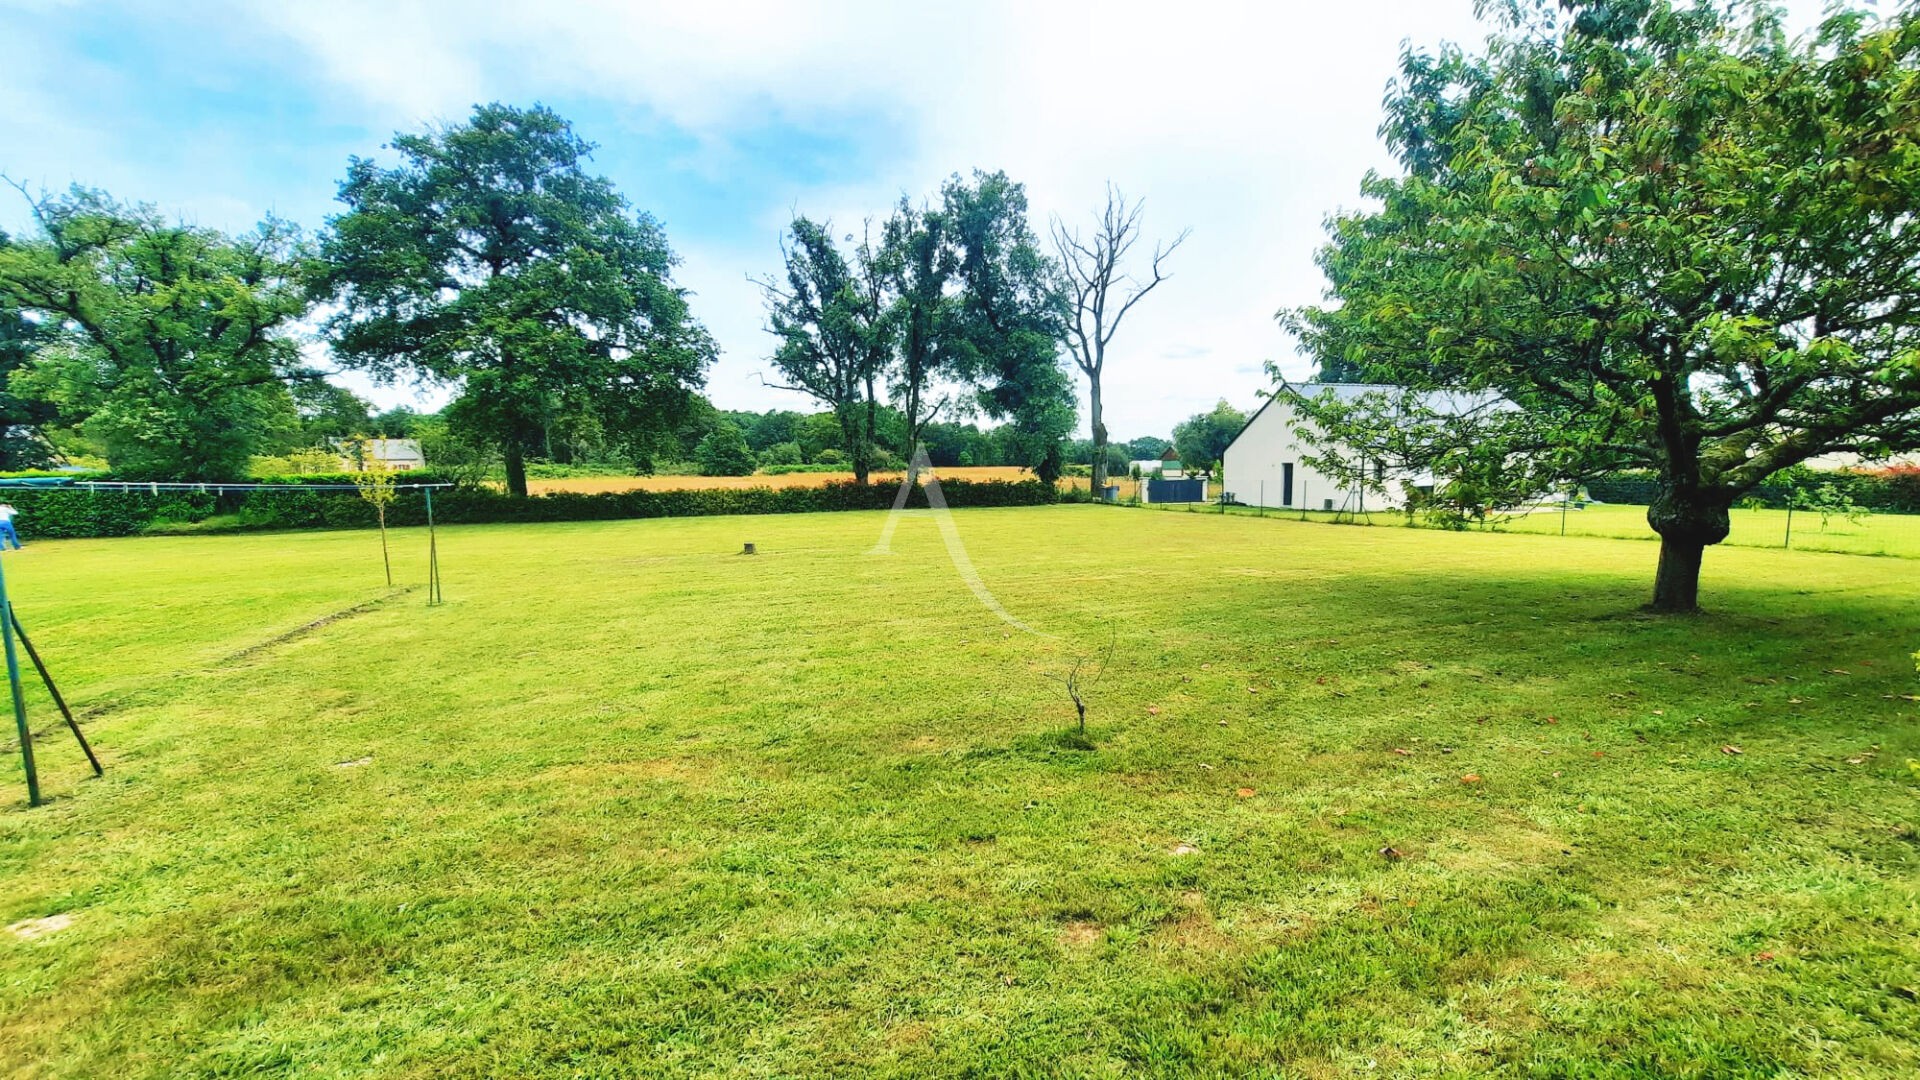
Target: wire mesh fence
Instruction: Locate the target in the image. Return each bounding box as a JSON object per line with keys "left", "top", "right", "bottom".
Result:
{"left": 1138, "top": 475, "right": 1920, "bottom": 560}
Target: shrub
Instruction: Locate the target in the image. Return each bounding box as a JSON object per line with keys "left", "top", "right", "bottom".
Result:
{"left": 695, "top": 424, "right": 757, "bottom": 477}
{"left": 759, "top": 442, "right": 804, "bottom": 467}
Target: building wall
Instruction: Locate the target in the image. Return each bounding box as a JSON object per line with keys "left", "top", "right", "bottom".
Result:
{"left": 1222, "top": 399, "right": 1408, "bottom": 512}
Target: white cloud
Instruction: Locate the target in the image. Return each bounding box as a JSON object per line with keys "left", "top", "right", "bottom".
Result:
{"left": 220, "top": 0, "right": 1836, "bottom": 437}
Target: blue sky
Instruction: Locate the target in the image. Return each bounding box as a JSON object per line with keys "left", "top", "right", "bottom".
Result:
{"left": 0, "top": 0, "right": 1830, "bottom": 439}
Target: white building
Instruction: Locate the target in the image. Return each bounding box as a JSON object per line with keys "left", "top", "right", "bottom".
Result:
{"left": 1222, "top": 383, "right": 1469, "bottom": 513}
{"left": 337, "top": 438, "right": 426, "bottom": 472}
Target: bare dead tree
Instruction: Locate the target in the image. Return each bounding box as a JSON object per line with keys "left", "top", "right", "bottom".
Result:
{"left": 1051, "top": 186, "right": 1189, "bottom": 494}
{"left": 1044, "top": 626, "right": 1117, "bottom": 744}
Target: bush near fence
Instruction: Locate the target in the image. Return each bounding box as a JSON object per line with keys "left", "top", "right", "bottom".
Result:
{"left": 1586, "top": 466, "right": 1920, "bottom": 513}
{"left": 5, "top": 477, "right": 1058, "bottom": 540}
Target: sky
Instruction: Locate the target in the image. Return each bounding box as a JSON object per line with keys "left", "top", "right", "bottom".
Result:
{"left": 0, "top": 0, "right": 1831, "bottom": 442}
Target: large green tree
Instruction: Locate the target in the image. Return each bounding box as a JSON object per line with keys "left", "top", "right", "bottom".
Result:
{"left": 759, "top": 217, "right": 892, "bottom": 483}
{"left": 0, "top": 237, "right": 60, "bottom": 470}
{"left": 0, "top": 190, "right": 309, "bottom": 479}
{"left": 314, "top": 103, "right": 714, "bottom": 497}
{"left": 288, "top": 381, "right": 375, "bottom": 449}
{"left": 877, "top": 199, "right": 959, "bottom": 473}
{"left": 1285, "top": 0, "right": 1920, "bottom": 611}
{"left": 946, "top": 171, "right": 1076, "bottom": 482}
{"left": 1172, "top": 399, "right": 1247, "bottom": 477}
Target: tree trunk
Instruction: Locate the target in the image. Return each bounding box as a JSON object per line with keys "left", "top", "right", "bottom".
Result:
{"left": 378, "top": 507, "right": 392, "bottom": 587}
{"left": 1089, "top": 379, "right": 1108, "bottom": 495}
{"left": 1650, "top": 535, "right": 1703, "bottom": 613}
{"left": 839, "top": 408, "right": 869, "bottom": 485}
{"left": 862, "top": 376, "right": 878, "bottom": 486}
{"left": 1646, "top": 488, "right": 1730, "bottom": 613}
{"left": 504, "top": 441, "right": 529, "bottom": 498}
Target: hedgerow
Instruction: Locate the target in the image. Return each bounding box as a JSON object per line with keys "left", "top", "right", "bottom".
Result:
{"left": 6, "top": 478, "right": 1058, "bottom": 539}
{"left": 1586, "top": 467, "right": 1920, "bottom": 513}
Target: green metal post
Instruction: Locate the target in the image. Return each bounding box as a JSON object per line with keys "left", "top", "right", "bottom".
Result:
{"left": 1784, "top": 501, "right": 1794, "bottom": 550}
{"left": 11, "top": 610, "right": 101, "bottom": 777}
{"left": 1, "top": 553, "right": 39, "bottom": 806}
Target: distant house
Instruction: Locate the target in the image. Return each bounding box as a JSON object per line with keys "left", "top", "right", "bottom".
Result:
{"left": 1222, "top": 383, "right": 1485, "bottom": 513}
{"left": 1141, "top": 446, "right": 1210, "bottom": 503}
{"left": 1129, "top": 449, "right": 1180, "bottom": 478}
{"left": 338, "top": 438, "right": 426, "bottom": 472}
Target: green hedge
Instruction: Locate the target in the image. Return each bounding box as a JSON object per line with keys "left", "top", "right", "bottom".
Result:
{"left": 7, "top": 478, "right": 1058, "bottom": 540}
{"left": 1585, "top": 468, "right": 1920, "bottom": 513}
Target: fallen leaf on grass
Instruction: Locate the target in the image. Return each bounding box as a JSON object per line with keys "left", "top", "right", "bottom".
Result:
{"left": 1391, "top": 748, "right": 1413, "bottom": 756}
{"left": 1461, "top": 774, "right": 1483, "bottom": 785}
{"left": 1380, "top": 846, "right": 1405, "bottom": 861}
{"left": 1592, "top": 751, "right": 1605, "bottom": 758}
{"left": 1722, "top": 745, "right": 1744, "bottom": 755}
{"left": 1235, "top": 787, "right": 1256, "bottom": 798}
{"left": 1787, "top": 697, "right": 1805, "bottom": 705}
{"left": 1171, "top": 843, "right": 1199, "bottom": 856}
{"left": 1755, "top": 951, "right": 1775, "bottom": 962}
{"left": 1146, "top": 706, "right": 1160, "bottom": 716}
{"left": 1824, "top": 669, "right": 1851, "bottom": 676}
{"left": 1246, "top": 686, "right": 1258, "bottom": 694}
{"left": 1847, "top": 756, "right": 1869, "bottom": 765}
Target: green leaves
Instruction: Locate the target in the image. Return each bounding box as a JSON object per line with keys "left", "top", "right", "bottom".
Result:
{"left": 1285, "top": 1, "right": 1920, "bottom": 606}
{"left": 314, "top": 104, "right": 714, "bottom": 496}
{"left": 0, "top": 190, "right": 307, "bottom": 479}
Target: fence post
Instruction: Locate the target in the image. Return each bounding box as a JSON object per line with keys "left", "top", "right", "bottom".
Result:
{"left": 1784, "top": 499, "right": 1794, "bottom": 550}
{"left": 1561, "top": 484, "right": 1570, "bottom": 536}
{"left": 1259, "top": 481, "right": 1264, "bottom": 517}
{"left": 1300, "top": 477, "right": 1309, "bottom": 522}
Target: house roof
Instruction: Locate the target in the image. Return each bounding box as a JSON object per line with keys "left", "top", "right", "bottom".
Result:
{"left": 1221, "top": 382, "right": 1499, "bottom": 458}
{"left": 1160, "top": 446, "right": 1181, "bottom": 461}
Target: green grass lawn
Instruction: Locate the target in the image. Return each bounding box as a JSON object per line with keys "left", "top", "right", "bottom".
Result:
{"left": 1, "top": 506, "right": 1917, "bottom": 1077}
{"left": 1173, "top": 499, "right": 1920, "bottom": 560}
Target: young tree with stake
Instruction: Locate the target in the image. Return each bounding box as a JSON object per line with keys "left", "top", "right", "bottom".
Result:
{"left": 347, "top": 435, "right": 397, "bottom": 586}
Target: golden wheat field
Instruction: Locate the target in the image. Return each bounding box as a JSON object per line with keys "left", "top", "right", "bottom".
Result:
{"left": 526, "top": 466, "right": 1057, "bottom": 495}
